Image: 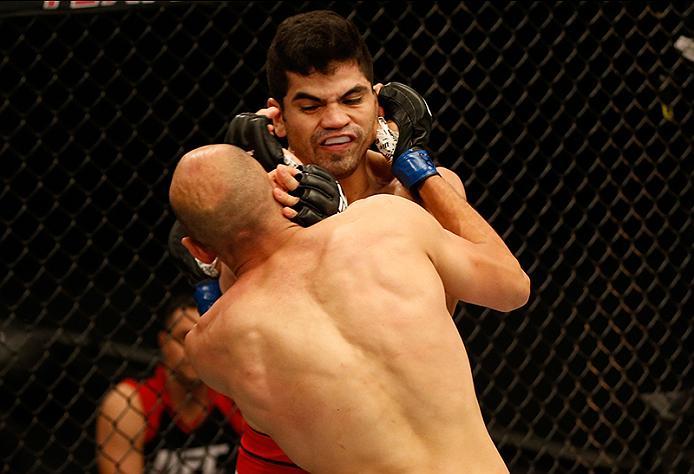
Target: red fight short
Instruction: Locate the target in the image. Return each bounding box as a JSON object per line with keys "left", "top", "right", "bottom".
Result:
{"left": 236, "top": 427, "right": 307, "bottom": 473}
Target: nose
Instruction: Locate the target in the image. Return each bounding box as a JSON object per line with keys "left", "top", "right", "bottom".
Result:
{"left": 320, "top": 103, "right": 350, "bottom": 130}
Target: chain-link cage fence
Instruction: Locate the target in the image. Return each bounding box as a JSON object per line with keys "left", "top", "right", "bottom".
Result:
{"left": 1, "top": 1, "right": 692, "bottom": 472}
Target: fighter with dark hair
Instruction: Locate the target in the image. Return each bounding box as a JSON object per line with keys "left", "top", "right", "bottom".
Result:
{"left": 169, "top": 9, "right": 528, "bottom": 473}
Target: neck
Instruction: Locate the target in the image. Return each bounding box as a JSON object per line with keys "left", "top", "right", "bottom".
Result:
{"left": 339, "top": 157, "right": 374, "bottom": 203}
{"left": 339, "top": 150, "right": 395, "bottom": 203}
{"left": 223, "top": 218, "right": 301, "bottom": 276}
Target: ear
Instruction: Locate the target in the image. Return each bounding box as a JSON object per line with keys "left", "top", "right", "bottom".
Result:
{"left": 267, "top": 97, "right": 287, "bottom": 138}
{"left": 181, "top": 236, "right": 217, "bottom": 265}
{"left": 373, "top": 85, "right": 384, "bottom": 117}
{"left": 157, "top": 330, "right": 167, "bottom": 348}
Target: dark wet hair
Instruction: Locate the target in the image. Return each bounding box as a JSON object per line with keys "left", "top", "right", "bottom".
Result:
{"left": 266, "top": 10, "right": 374, "bottom": 101}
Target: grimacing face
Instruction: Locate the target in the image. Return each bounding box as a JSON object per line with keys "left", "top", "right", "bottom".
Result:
{"left": 274, "top": 61, "right": 379, "bottom": 180}
{"left": 159, "top": 306, "right": 200, "bottom": 385}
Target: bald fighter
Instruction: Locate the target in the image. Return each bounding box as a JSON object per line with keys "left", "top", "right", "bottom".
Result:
{"left": 169, "top": 144, "right": 528, "bottom": 473}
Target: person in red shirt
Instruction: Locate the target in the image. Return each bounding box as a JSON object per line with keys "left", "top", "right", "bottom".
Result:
{"left": 96, "top": 294, "right": 245, "bottom": 473}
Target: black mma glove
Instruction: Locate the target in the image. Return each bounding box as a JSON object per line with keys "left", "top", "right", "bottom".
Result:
{"left": 168, "top": 220, "right": 221, "bottom": 314}
{"left": 290, "top": 165, "right": 347, "bottom": 227}
{"left": 376, "top": 82, "right": 439, "bottom": 193}
{"left": 224, "top": 112, "right": 297, "bottom": 171}
{"left": 225, "top": 112, "right": 346, "bottom": 226}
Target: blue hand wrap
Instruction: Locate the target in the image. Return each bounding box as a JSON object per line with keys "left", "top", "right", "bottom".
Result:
{"left": 193, "top": 279, "right": 222, "bottom": 315}
{"left": 391, "top": 148, "right": 440, "bottom": 192}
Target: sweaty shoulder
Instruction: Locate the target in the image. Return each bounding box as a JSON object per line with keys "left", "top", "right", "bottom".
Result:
{"left": 350, "top": 192, "right": 410, "bottom": 206}
{"left": 344, "top": 194, "right": 434, "bottom": 232}
{"left": 347, "top": 193, "right": 411, "bottom": 213}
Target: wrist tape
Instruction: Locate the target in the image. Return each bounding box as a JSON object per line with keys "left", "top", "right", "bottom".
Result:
{"left": 391, "top": 148, "right": 440, "bottom": 192}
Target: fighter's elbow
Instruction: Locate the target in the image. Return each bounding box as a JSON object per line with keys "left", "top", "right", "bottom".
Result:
{"left": 514, "top": 270, "right": 531, "bottom": 307}
{"left": 497, "top": 270, "right": 530, "bottom": 312}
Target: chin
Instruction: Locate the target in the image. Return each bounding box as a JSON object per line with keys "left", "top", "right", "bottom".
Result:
{"left": 320, "top": 153, "right": 361, "bottom": 179}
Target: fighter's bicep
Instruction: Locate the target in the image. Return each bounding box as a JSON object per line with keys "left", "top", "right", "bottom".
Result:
{"left": 429, "top": 225, "right": 524, "bottom": 310}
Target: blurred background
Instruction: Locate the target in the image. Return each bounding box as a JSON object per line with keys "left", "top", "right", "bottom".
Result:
{"left": 1, "top": 1, "right": 691, "bottom": 472}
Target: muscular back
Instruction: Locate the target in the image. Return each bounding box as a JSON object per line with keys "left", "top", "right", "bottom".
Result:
{"left": 186, "top": 195, "right": 507, "bottom": 474}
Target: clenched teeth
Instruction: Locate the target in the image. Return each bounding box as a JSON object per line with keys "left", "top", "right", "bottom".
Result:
{"left": 323, "top": 136, "right": 351, "bottom": 145}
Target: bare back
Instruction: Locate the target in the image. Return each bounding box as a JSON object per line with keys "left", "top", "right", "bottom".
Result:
{"left": 186, "top": 195, "right": 507, "bottom": 474}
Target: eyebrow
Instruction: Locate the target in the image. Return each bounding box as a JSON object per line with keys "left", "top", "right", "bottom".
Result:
{"left": 291, "top": 85, "right": 371, "bottom": 103}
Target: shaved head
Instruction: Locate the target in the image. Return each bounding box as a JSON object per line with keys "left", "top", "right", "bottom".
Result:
{"left": 169, "top": 144, "right": 277, "bottom": 252}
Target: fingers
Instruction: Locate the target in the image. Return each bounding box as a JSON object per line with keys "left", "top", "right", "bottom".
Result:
{"left": 275, "top": 164, "right": 301, "bottom": 191}
{"left": 282, "top": 206, "right": 298, "bottom": 219}
{"left": 273, "top": 184, "right": 300, "bottom": 207}
{"left": 268, "top": 165, "right": 300, "bottom": 199}
{"left": 267, "top": 169, "right": 280, "bottom": 195}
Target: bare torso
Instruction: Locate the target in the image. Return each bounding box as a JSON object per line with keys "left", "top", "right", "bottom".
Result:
{"left": 186, "top": 196, "right": 507, "bottom": 473}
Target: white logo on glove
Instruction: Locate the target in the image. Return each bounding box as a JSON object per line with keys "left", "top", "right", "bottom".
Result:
{"left": 195, "top": 257, "right": 219, "bottom": 278}
{"left": 375, "top": 117, "right": 399, "bottom": 162}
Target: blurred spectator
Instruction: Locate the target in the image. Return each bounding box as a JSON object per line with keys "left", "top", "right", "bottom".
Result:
{"left": 96, "top": 293, "right": 244, "bottom": 473}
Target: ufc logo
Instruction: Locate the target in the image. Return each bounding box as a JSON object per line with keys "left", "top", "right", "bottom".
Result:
{"left": 151, "top": 444, "right": 230, "bottom": 474}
